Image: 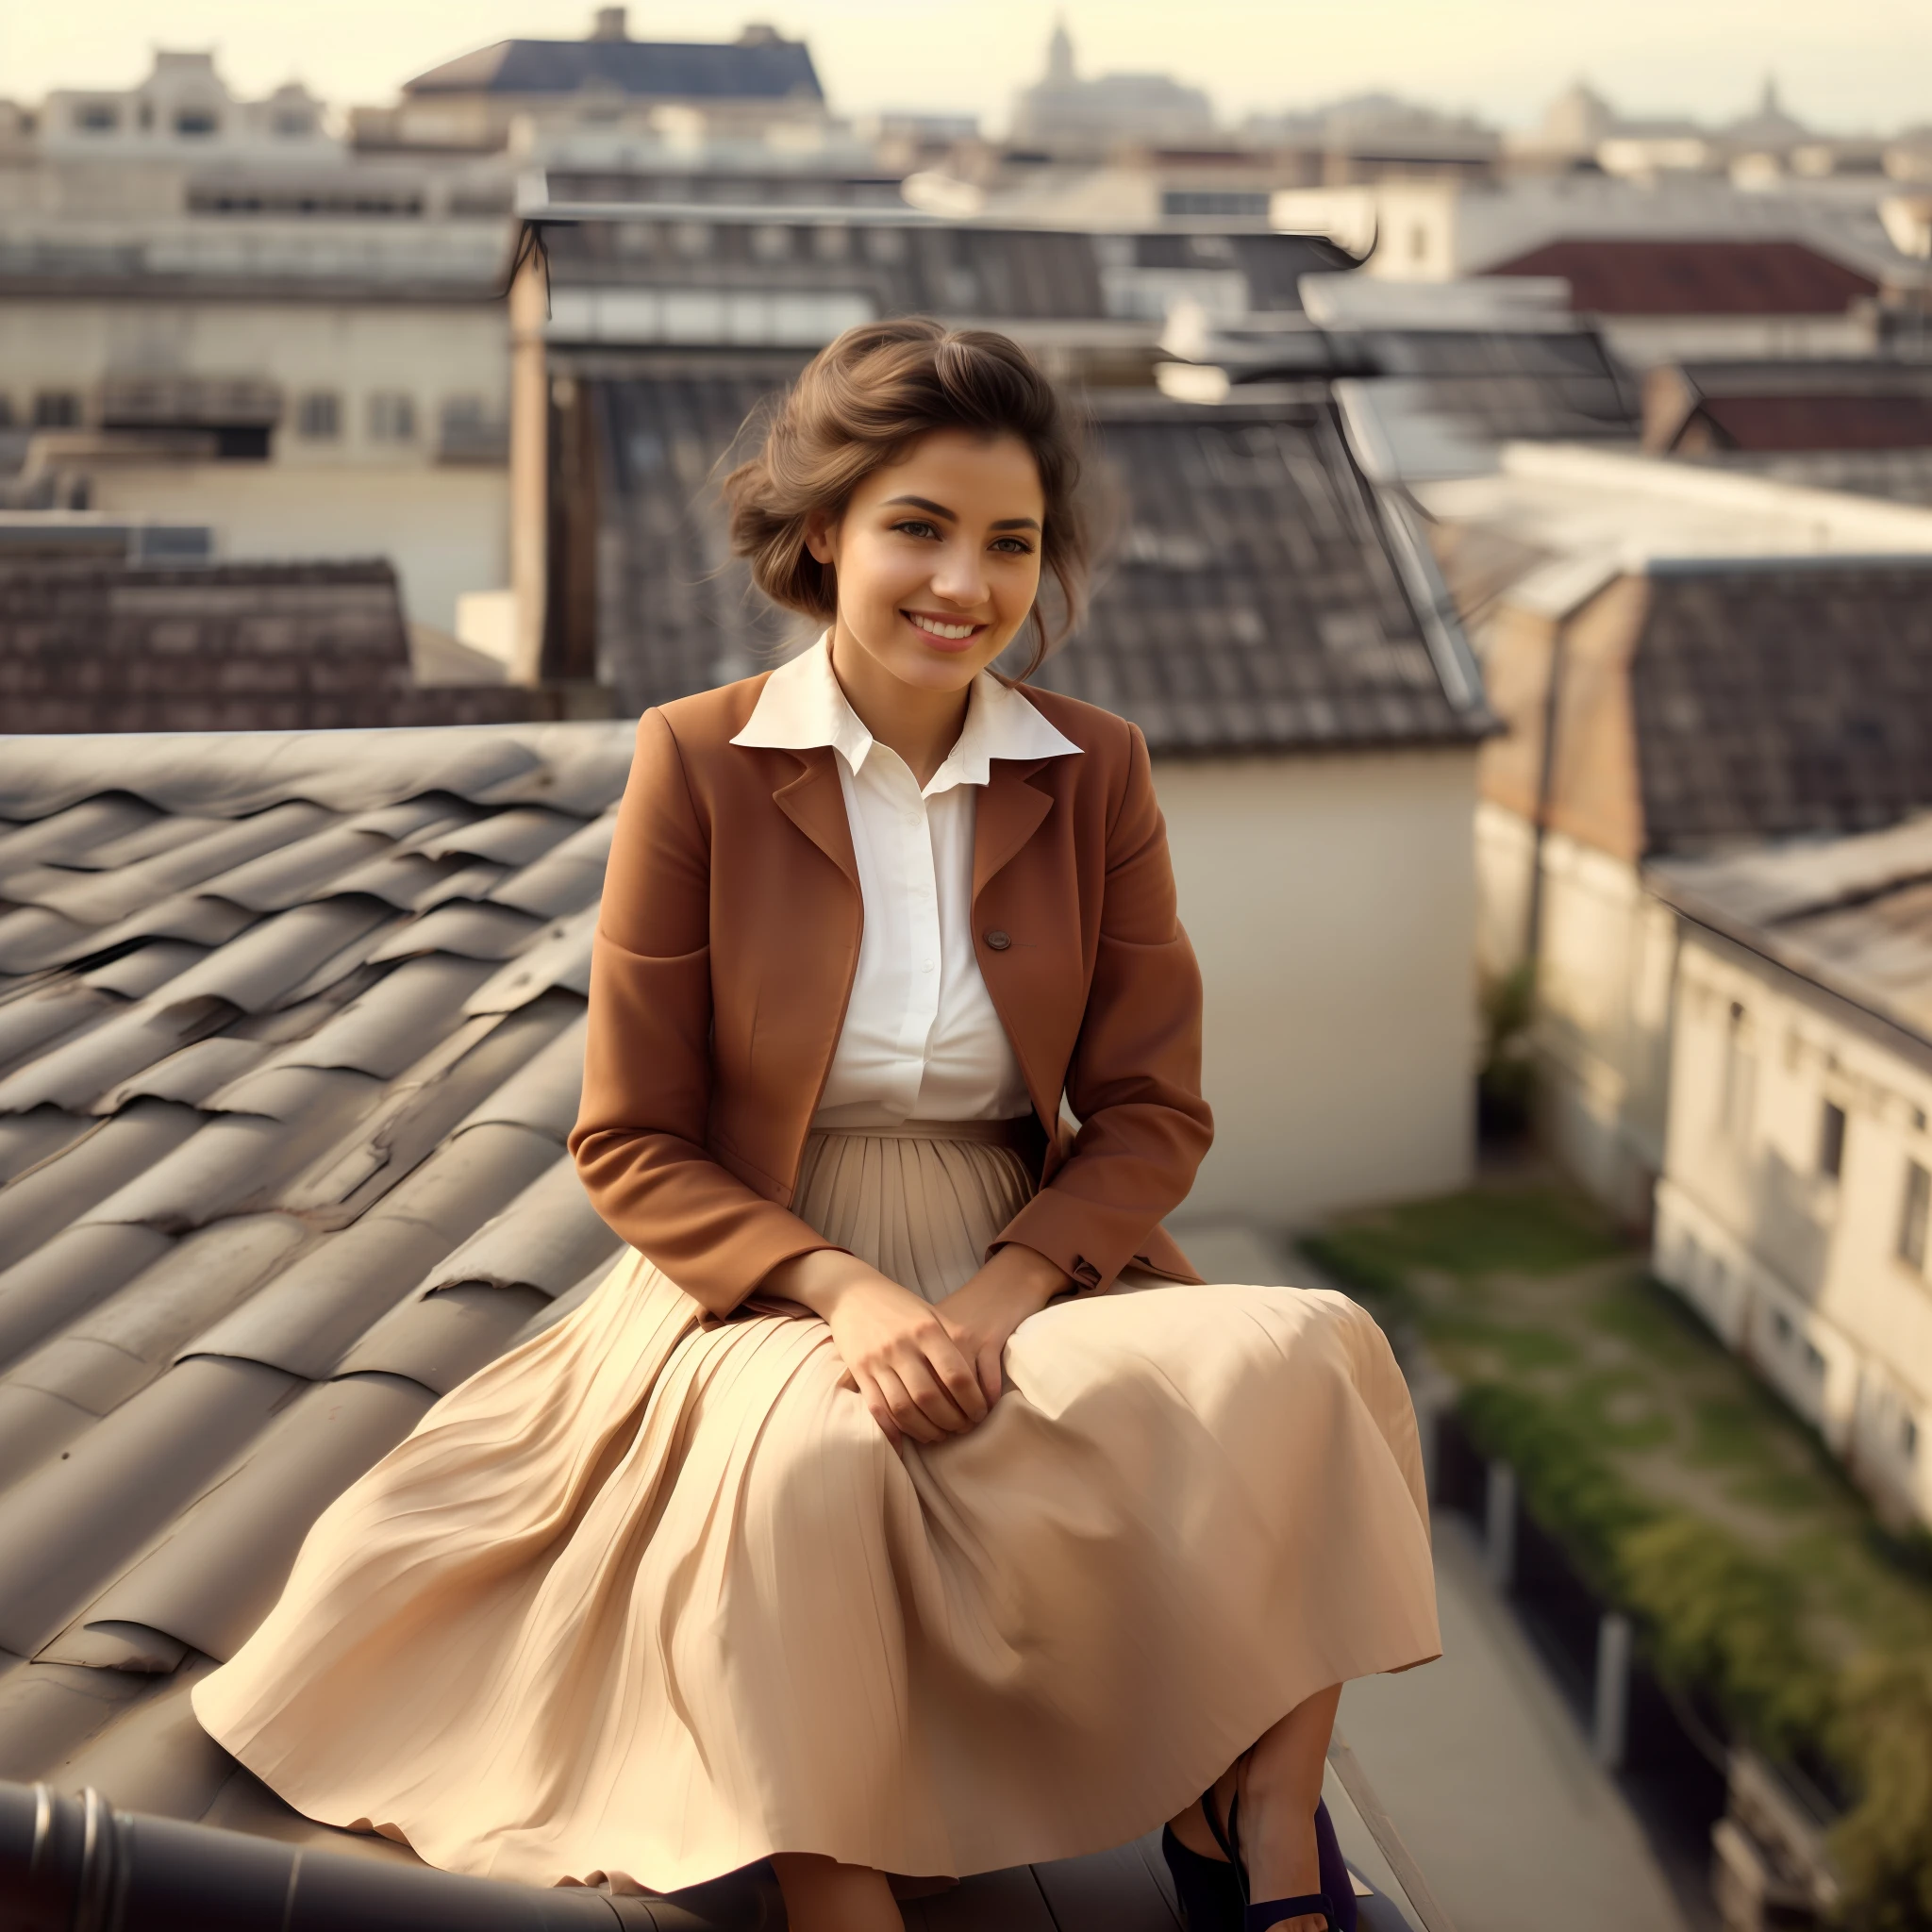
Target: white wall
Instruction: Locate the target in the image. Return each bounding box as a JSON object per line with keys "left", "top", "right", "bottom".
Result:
{"left": 1652, "top": 930, "right": 1932, "bottom": 1527}
{"left": 88, "top": 463, "right": 508, "bottom": 634}
{"left": 1155, "top": 747, "right": 1479, "bottom": 1229}
{"left": 1476, "top": 803, "right": 1678, "bottom": 1224}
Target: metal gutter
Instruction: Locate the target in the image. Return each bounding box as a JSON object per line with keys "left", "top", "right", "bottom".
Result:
{"left": 0, "top": 1780, "right": 770, "bottom": 1931}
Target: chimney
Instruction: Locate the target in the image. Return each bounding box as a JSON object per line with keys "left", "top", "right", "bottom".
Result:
{"left": 590, "top": 7, "right": 628, "bottom": 40}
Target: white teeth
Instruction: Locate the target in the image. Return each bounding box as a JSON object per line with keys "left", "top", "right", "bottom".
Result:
{"left": 908, "top": 614, "right": 977, "bottom": 641}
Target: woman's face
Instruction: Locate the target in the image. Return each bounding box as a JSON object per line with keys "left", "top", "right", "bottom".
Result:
{"left": 808, "top": 428, "right": 1046, "bottom": 695}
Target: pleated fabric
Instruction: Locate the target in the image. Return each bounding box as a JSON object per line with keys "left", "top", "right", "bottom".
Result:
{"left": 192, "top": 1126, "right": 1441, "bottom": 1894}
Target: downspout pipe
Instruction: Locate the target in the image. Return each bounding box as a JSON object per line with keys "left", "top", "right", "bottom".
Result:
{"left": 0, "top": 1780, "right": 771, "bottom": 1932}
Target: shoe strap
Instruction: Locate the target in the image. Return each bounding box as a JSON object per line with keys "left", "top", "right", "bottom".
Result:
{"left": 1198, "top": 1784, "right": 1248, "bottom": 1904}
{"left": 1245, "top": 1895, "right": 1334, "bottom": 1930}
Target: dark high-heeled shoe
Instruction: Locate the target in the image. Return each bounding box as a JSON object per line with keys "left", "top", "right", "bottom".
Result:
{"left": 1195, "top": 1783, "right": 1356, "bottom": 1932}
{"left": 1160, "top": 1820, "right": 1245, "bottom": 1931}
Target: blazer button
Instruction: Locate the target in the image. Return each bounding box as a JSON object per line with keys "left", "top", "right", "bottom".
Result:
{"left": 984, "top": 929, "right": 1012, "bottom": 951}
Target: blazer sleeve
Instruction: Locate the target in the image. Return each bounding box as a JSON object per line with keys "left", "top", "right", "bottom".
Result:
{"left": 569, "top": 709, "right": 843, "bottom": 1315}
{"left": 991, "top": 723, "right": 1214, "bottom": 1291}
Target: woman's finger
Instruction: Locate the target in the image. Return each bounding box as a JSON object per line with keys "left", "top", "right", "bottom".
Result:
{"left": 975, "top": 1344, "right": 1004, "bottom": 1411}
{"left": 852, "top": 1370, "right": 906, "bottom": 1450}
{"left": 874, "top": 1364, "right": 947, "bottom": 1444}
{"left": 891, "top": 1344, "right": 976, "bottom": 1434}
{"left": 925, "top": 1329, "right": 990, "bottom": 1424}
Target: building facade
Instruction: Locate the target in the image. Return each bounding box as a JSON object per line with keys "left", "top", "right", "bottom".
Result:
{"left": 1650, "top": 821, "right": 1932, "bottom": 1528}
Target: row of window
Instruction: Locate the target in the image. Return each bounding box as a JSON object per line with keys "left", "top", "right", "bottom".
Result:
{"left": 1720, "top": 1002, "right": 1932, "bottom": 1278}
{"left": 294, "top": 391, "right": 499, "bottom": 445}
{"left": 0, "top": 391, "right": 496, "bottom": 447}
{"left": 71, "top": 102, "right": 315, "bottom": 140}
{"left": 0, "top": 391, "right": 85, "bottom": 430}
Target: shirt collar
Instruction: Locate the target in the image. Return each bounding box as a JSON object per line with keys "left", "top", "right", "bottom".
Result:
{"left": 730, "top": 630, "right": 1081, "bottom": 797}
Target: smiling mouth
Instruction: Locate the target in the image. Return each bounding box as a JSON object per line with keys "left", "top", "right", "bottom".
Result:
{"left": 903, "top": 610, "right": 986, "bottom": 643}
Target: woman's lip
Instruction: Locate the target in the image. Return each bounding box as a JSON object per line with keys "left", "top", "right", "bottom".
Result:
{"left": 901, "top": 609, "right": 988, "bottom": 651}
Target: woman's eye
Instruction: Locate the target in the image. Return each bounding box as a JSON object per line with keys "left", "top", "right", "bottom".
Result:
{"left": 991, "top": 537, "right": 1034, "bottom": 555}
{"left": 892, "top": 519, "right": 940, "bottom": 540}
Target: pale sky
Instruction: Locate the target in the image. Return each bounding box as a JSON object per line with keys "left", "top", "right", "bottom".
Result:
{"left": 0, "top": 0, "right": 1926, "bottom": 136}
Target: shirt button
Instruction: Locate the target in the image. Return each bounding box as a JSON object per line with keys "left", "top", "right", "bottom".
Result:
{"left": 922, "top": 958, "right": 936, "bottom": 973}
{"left": 984, "top": 929, "right": 1011, "bottom": 951}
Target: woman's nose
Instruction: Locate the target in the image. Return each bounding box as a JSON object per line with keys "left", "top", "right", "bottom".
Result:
{"left": 928, "top": 541, "right": 989, "bottom": 608}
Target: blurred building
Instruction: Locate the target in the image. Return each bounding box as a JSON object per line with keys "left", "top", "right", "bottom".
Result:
{"left": 1427, "top": 446, "right": 1932, "bottom": 1221}
{"left": 1271, "top": 174, "right": 1924, "bottom": 366}
{"left": 356, "top": 8, "right": 832, "bottom": 158}
{"left": 1008, "top": 19, "right": 1216, "bottom": 157}
{"left": 0, "top": 42, "right": 515, "bottom": 648}
{"left": 1649, "top": 817, "right": 1932, "bottom": 1529}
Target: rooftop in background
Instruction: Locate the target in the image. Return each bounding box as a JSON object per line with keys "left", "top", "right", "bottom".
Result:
{"left": 1474, "top": 547, "right": 1932, "bottom": 859}
{"left": 0, "top": 559, "right": 556, "bottom": 735}
{"left": 1158, "top": 274, "right": 1641, "bottom": 479}
{"left": 525, "top": 191, "right": 1357, "bottom": 356}
{"left": 582, "top": 370, "right": 1491, "bottom": 751}
{"left": 1419, "top": 441, "right": 1932, "bottom": 612}
{"left": 401, "top": 15, "right": 821, "bottom": 107}
{"left": 1641, "top": 358, "right": 1932, "bottom": 454}
{"left": 1648, "top": 813, "right": 1932, "bottom": 1051}
{"left": 1485, "top": 238, "right": 1879, "bottom": 317}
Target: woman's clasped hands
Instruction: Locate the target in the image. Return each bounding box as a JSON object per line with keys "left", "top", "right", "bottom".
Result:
{"left": 760, "top": 1243, "right": 1070, "bottom": 1448}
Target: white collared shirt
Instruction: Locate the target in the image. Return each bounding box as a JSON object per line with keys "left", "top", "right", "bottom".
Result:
{"left": 732, "top": 632, "right": 1082, "bottom": 1126}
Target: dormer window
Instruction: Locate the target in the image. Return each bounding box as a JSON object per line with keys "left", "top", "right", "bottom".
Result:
{"left": 175, "top": 108, "right": 219, "bottom": 138}
{"left": 274, "top": 112, "right": 313, "bottom": 138}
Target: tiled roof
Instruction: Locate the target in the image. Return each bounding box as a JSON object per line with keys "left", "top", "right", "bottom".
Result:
{"left": 1488, "top": 239, "right": 1880, "bottom": 316}
{"left": 1632, "top": 558, "right": 1932, "bottom": 852}
{"left": 1643, "top": 358, "right": 1932, "bottom": 455}
{"left": 0, "top": 721, "right": 642, "bottom": 1883}
{"left": 1648, "top": 812, "right": 1932, "bottom": 1049}
{"left": 540, "top": 219, "right": 1352, "bottom": 325}
{"left": 0, "top": 724, "right": 1452, "bottom": 1929}
{"left": 0, "top": 560, "right": 561, "bottom": 735}
{"left": 404, "top": 35, "right": 824, "bottom": 104}
{"left": 591, "top": 373, "right": 1493, "bottom": 750}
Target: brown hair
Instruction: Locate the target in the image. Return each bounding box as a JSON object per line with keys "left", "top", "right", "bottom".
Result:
{"left": 723, "top": 317, "right": 1089, "bottom": 676}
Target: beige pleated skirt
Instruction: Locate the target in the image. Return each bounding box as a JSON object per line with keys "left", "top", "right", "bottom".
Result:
{"left": 193, "top": 1125, "right": 1441, "bottom": 1894}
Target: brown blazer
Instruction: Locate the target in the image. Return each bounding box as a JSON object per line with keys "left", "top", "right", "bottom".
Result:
{"left": 569, "top": 672, "right": 1213, "bottom": 1317}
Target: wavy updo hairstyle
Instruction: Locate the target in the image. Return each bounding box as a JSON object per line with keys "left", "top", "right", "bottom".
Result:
{"left": 723, "top": 317, "right": 1090, "bottom": 677}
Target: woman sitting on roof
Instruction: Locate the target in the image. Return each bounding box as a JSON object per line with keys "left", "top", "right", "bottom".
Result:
{"left": 193, "top": 317, "right": 1441, "bottom": 1932}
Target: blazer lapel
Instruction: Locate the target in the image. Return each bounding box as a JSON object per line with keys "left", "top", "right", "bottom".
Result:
{"left": 973, "top": 758, "right": 1054, "bottom": 902}
{"left": 772, "top": 749, "right": 858, "bottom": 887}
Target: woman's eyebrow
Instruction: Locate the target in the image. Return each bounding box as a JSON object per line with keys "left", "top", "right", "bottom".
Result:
{"left": 882, "top": 496, "right": 1041, "bottom": 534}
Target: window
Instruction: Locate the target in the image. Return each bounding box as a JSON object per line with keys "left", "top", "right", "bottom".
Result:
{"left": 1900, "top": 1159, "right": 1930, "bottom": 1273}
{"left": 295, "top": 391, "right": 341, "bottom": 440}
{"left": 175, "top": 108, "right": 219, "bottom": 138}
{"left": 1721, "top": 1002, "right": 1757, "bottom": 1141}
{"left": 75, "top": 102, "right": 119, "bottom": 134}
{"left": 749, "top": 224, "right": 791, "bottom": 262}
{"left": 32, "top": 391, "right": 82, "bottom": 428}
{"left": 1819, "top": 1101, "right": 1847, "bottom": 1180}
{"left": 366, "top": 391, "right": 416, "bottom": 442}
